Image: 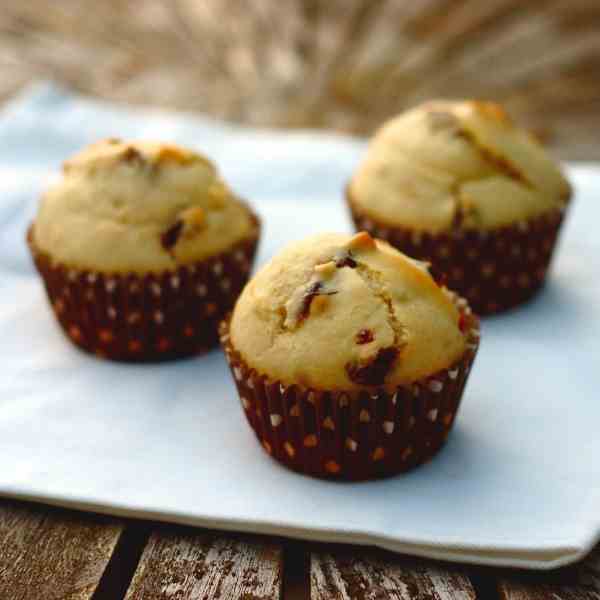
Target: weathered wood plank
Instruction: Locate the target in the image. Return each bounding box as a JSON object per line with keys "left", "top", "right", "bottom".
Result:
{"left": 125, "top": 527, "right": 283, "bottom": 599}
{"left": 311, "top": 547, "right": 477, "bottom": 600}
{"left": 498, "top": 546, "right": 600, "bottom": 600}
{"left": 0, "top": 500, "right": 124, "bottom": 600}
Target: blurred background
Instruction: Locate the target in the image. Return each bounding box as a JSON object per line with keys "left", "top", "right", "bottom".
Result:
{"left": 0, "top": 0, "right": 598, "bottom": 159}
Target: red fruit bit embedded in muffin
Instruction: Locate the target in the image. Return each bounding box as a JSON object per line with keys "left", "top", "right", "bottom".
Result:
{"left": 355, "top": 329, "right": 375, "bottom": 344}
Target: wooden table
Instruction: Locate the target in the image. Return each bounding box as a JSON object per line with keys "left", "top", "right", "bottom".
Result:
{"left": 1, "top": 499, "right": 598, "bottom": 599}
{"left": 1, "top": 4, "right": 599, "bottom": 595}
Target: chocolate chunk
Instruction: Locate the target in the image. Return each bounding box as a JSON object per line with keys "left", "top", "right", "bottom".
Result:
{"left": 121, "top": 146, "right": 145, "bottom": 165}
{"left": 160, "top": 220, "right": 184, "bottom": 251}
{"left": 334, "top": 251, "right": 357, "bottom": 269}
{"left": 345, "top": 346, "right": 398, "bottom": 386}
{"left": 355, "top": 329, "right": 375, "bottom": 345}
{"left": 298, "top": 281, "right": 338, "bottom": 322}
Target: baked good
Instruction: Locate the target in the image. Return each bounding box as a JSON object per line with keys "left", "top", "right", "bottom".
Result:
{"left": 221, "top": 231, "right": 479, "bottom": 480}
{"left": 347, "top": 100, "right": 571, "bottom": 314}
{"left": 28, "top": 138, "right": 260, "bottom": 361}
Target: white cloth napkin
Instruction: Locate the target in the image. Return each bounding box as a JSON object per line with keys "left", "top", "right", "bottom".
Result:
{"left": 1, "top": 82, "right": 599, "bottom": 569}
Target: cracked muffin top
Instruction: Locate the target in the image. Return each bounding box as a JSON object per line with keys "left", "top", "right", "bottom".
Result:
{"left": 229, "top": 232, "right": 468, "bottom": 391}
{"left": 348, "top": 100, "right": 571, "bottom": 233}
{"left": 32, "top": 139, "right": 256, "bottom": 273}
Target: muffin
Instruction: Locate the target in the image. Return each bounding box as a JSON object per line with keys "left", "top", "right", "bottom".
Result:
{"left": 28, "top": 139, "right": 260, "bottom": 361}
{"left": 347, "top": 100, "right": 571, "bottom": 315}
{"left": 220, "top": 232, "right": 479, "bottom": 480}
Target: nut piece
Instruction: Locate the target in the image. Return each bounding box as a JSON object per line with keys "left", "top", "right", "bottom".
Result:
{"left": 155, "top": 144, "right": 197, "bottom": 166}
{"left": 468, "top": 100, "right": 512, "bottom": 124}
{"left": 180, "top": 206, "right": 205, "bottom": 230}
{"left": 347, "top": 231, "right": 376, "bottom": 251}
{"left": 314, "top": 261, "right": 337, "bottom": 277}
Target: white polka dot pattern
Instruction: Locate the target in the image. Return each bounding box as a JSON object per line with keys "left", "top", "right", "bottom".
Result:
{"left": 219, "top": 296, "right": 480, "bottom": 481}
{"left": 27, "top": 217, "right": 260, "bottom": 362}
{"left": 348, "top": 191, "right": 570, "bottom": 315}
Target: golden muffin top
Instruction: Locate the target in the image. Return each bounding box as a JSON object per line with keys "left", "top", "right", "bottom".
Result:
{"left": 349, "top": 100, "right": 571, "bottom": 233}
{"left": 230, "top": 232, "right": 469, "bottom": 391}
{"left": 32, "top": 139, "right": 256, "bottom": 273}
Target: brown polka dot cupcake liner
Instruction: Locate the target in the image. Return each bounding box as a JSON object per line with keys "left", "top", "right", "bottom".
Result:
{"left": 27, "top": 219, "right": 260, "bottom": 362}
{"left": 347, "top": 190, "right": 570, "bottom": 315}
{"left": 219, "top": 301, "right": 479, "bottom": 481}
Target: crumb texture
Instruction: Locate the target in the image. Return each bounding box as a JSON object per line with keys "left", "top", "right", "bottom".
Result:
{"left": 33, "top": 139, "right": 255, "bottom": 272}
{"left": 349, "top": 100, "right": 570, "bottom": 232}
{"left": 230, "top": 232, "right": 466, "bottom": 390}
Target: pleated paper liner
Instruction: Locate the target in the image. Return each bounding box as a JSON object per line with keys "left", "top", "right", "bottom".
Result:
{"left": 347, "top": 189, "right": 570, "bottom": 316}
{"left": 27, "top": 216, "right": 260, "bottom": 362}
{"left": 220, "top": 299, "right": 479, "bottom": 481}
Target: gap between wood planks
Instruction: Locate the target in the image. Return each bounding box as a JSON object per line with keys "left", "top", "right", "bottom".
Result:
{"left": 284, "top": 540, "right": 311, "bottom": 600}
{"left": 91, "top": 520, "right": 151, "bottom": 600}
